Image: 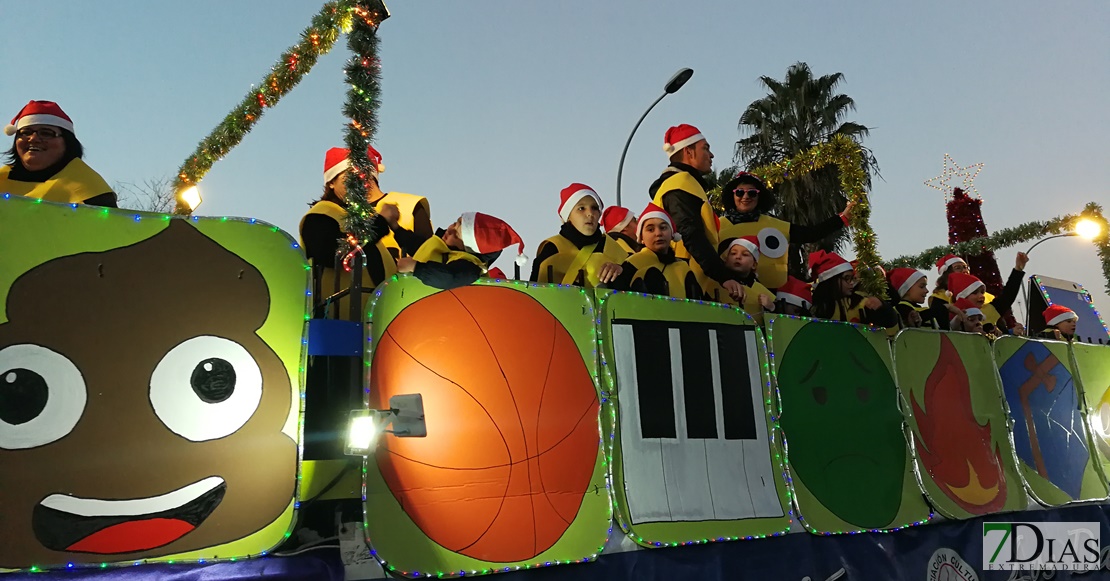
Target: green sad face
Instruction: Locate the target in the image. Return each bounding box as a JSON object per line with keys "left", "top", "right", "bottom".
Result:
{"left": 778, "top": 323, "right": 905, "bottom": 528}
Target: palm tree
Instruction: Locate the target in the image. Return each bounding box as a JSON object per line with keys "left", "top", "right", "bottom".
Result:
{"left": 735, "top": 62, "right": 879, "bottom": 278}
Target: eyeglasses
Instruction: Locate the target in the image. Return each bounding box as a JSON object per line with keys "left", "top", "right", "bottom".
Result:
{"left": 733, "top": 188, "right": 760, "bottom": 198}
{"left": 15, "top": 127, "right": 63, "bottom": 140}
{"left": 839, "top": 274, "right": 859, "bottom": 285}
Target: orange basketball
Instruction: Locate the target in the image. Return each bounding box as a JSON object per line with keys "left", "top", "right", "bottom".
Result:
{"left": 370, "top": 285, "right": 600, "bottom": 562}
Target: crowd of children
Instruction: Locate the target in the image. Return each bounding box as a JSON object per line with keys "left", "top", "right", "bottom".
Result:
{"left": 295, "top": 132, "right": 1079, "bottom": 342}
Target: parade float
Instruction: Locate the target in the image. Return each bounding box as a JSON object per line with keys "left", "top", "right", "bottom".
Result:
{"left": 3, "top": 2, "right": 1110, "bottom": 580}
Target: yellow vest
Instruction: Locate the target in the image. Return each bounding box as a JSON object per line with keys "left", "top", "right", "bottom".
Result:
{"left": 536, "top": 233, "right": 628, "bottom": 288}
{"left": 412, "top": 236, "right": 486, "bottom": 269}
{"left": 371, "top": 191, "right": 431, "bottom": 257}
{"left": 705, "top": 278, "right": 775, "bottom": 325}
{"left": 0, "top": 159, "right": 112, "bottom": 204}
{"left": 652, "top": 170, "right": 719, "bottom": 291}
{"left": 623, "top": 249, "right": 697, "bottom": 299}
{"left": 609, "top": 233, "right": 637, "bottom": 257}
{"left": 299, "top": 200, "right": 396, "bottom": 321}
{"left": 718, "top": 214, "right": 792, "bottom": 290}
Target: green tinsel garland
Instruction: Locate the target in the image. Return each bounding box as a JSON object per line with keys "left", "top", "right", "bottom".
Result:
{"left": 885, "top": 203, "right": 1110, "bottom": 294}
{"left": 341, "top": 0, "right": 389, "bottom": 247}
{"left": 747, "top": 135, "right": 883, "bottom": 297}
{"left": 173, "top": 0, "right": 356, "bottom": 212}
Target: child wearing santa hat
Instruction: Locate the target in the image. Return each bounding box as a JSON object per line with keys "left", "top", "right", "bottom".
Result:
{"left": 300, "top": 146, "right": 398, "bottom": 320}
{"left": 945, "top": 251, "right": 1028, "bottom": 334}
{"left": 886, "top": 267, "right": 938, "bottom": 329}
{"left": 397, "top": 212, "right": 527, "bottom": 290}
{"left": 809, "top": 250, "right": 898, "bottom": 329}
{"left": 1039, "top": 305, "right": 1079, "bottom": 341}
{"left": 949, "top": 298, "right": 986, "bottom": 334}
{"left": 775, "top": 276, "right": 813, "bottom": 317}
{"left": 610, "top": 203, "right": 701, "bottom": 299}
{"left": 529, "top": 183, "right": 627, "bottom": 288}
{"left": 703, "top": 236, "right": 776, "bottom": 324}
{"left": 600, "top": 205, "right": 642, "bottom": 256}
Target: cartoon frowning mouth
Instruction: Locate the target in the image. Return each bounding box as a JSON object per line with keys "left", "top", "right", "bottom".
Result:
{"left": 32, "top": 476, "right": 226, "bottom": 554}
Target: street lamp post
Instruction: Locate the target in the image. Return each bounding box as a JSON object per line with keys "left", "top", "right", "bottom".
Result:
{"left": 615, "top": 68, "right": 693, "bottom": 208}
{"left": 1021, "top": 218, "right": 1104, "bottom": 329}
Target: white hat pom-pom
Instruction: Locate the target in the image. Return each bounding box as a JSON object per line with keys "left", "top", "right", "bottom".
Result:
{"left": 3, "top": 125, "right": 15, "bottom": 136}
{"left": 515, "top": 253, "right": 529, "bottom": 267}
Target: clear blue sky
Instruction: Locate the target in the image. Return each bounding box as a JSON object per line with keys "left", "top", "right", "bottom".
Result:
{"left": 4, "top": 0, "right": 1109, "bottom": 314}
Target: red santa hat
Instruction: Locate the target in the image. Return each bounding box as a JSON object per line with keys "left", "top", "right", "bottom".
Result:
{"left": 459, "top": 212, "right": 529, "bottom": 266}
{"left": 887, "top": 267, "right": 927, "bottom": 299}
{"left": 636, "top": 202, "right": 677, "bottom": 241}
{"left": 5, "top": 100, "right": 74, "bottom": 136}
{"left": 935, "top": 253, "right": 967, "bottom": 276}
{"left": 323, "top": 145, "right": 386, "bottom": 185}
{"left": 948, "top": 272, "right": 985, "bottom": 300}
{"left": 776, "top": 276, "right": 813, "bottom": 310}
{"left": 485, "top": 267, "right": 508, "bottom": 280}
{"left": 558, "top": 183, "right": 603, "bottom": 222}
{"left": 662, "top": 124, "right": 705, "bottom": 156}
{"left": 809, "top": 250, "right": 854, "bottom": 284}
{"left": 721, "top": 236, "right": 760, "bottom": 261}
{"left": 601, "top": 206, "right": 636, "bottom": 233}
{"left": 1043, "top": 305, "right": 1078, "bottom": 327}
{"left": 951, "top": 298, "right": 984, "bottom": 322}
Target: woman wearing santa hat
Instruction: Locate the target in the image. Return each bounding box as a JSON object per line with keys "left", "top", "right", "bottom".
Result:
{"left": 300, "top": 146, "right": 397, "bottom": 320}
{"left": 717, "top": 171, "right": 855, "bottom": 289}
{"left": 610, "top": 203, "right": 701, "bottom": 299}
{"left": 397, "top": 212, "right": 526, "bottom": 290}
{"left": 1, "top": 100, "right": 116, "bottom": 207}
{"left": 809, "top": 250, "right": 898, "bottom": 329}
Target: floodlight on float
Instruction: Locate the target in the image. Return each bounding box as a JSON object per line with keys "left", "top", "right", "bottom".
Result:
{"left": 345, "top": 393, "right": 426, "bottom": 456}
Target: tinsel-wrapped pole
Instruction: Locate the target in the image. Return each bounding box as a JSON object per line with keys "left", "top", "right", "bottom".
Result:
{"left": 173, "top": 0, "right": 356, "bottom": 213}
{"left": 341, "top": 1, "right": 389, "bottom": 247}
{"left": 886, "top": 203, "right": 1110, "bottom": 295}
{"left": 750, "top": 134, "right": 883, "bottom": 297}
{"left": 946, "top": 188, "right": 1005, "bottom": 296}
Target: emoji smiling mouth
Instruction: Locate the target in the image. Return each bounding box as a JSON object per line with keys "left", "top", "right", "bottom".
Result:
{"left": 32, "top": 476, "right": 226, "bottom": 554}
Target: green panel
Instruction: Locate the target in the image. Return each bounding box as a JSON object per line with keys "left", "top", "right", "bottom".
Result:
{"left": 893, "top": 329, "right": 1027, "bottom": 519}
{"left": 362, "top": 278, "right": 610, "bottom": 577}
{"left": 994, "top": 336, "right": 1108, "bottom": 507}
{"left": 0, "top": 197, "right": 307, "bottom": 571}
{"left": 598, "top": 292, "right": 791, "bottom": 547}
{"left": 1074, "top": 343, "right": 1110, "bottom": 479}
{"left": 767, "top": 315, "right": 933, "bottom": 534}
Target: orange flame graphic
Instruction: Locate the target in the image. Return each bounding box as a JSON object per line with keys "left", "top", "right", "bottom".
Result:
{"left": 911, "top": 335, "right": 1007, "bottom": 514}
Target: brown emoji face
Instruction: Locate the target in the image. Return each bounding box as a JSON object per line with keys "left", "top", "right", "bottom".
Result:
{"left": 0, "top": 221, "right": 296, "bottom": 567}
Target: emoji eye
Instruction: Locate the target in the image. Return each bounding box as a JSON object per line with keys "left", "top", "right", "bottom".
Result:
{"left": 0, "top": 344, "right": 87, "bottom": 450}
{"left": 757, "top": 227, "right": 788, "bottom": 259}
{"left": 150, "top": 336, "right": 263, "bottom": 442}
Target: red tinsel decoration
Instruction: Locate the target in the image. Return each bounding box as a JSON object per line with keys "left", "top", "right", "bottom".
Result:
{"left": 946, "top": 188, "right": 1016, "bottom": 324}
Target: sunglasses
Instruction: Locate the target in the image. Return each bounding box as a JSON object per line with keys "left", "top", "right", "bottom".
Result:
{"left": 733, "top": 188, "right": 760, "bottom": 199}
{"left": 16, "top": 127, "right": 63, "bottom": 139}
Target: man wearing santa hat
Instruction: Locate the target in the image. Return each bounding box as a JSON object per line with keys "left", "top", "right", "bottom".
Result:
{"left": 648, "top": 124, "right": 744, "bottom": 302}
{"left": 397, "top": 212, "right": 526, "bottom": 290}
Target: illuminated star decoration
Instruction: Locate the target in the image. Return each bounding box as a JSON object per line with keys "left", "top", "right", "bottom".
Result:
{"left": 924, "top": 153, "right": 985, "bottom": 200}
